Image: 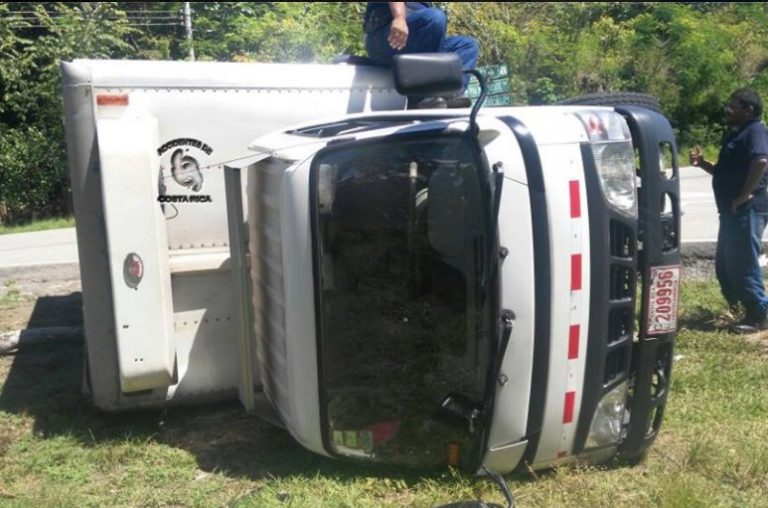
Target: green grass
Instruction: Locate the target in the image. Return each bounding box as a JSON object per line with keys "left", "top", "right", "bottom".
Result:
{"left": 0, "top": 281, "right": 25, "bottom": 308}
{"left": 1, "top": 277, "right": 767, "bottom": 506}
{"left": 0, "top": 217, "right": 75, "bottom": 235}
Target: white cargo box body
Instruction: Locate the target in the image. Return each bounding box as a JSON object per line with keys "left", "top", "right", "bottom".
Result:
{"left": 61, "top": 59, "right": 405, "bottom": 410}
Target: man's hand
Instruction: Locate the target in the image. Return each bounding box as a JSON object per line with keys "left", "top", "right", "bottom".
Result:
{"left": 689, "top": 144, "right": 714, "bottom": 174}
{"left": 732, "top": 157, "right": 768, "bottom": 213}
{"left": 731, "top": 193, "right": 753, "bottom": 213}
{"left": 388, "top": 16, "right": 408, "bottom": 50}
{"left": 689, "top": 145, "right": 703, "bottom": 166}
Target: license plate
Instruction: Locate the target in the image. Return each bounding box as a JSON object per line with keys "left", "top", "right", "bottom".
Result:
{"left": 646, "top": 265, "right": 681, "bottom": 336}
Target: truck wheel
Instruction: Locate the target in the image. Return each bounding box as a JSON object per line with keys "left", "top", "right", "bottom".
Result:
{"left": 555, "top": 92, "right": 662, "bottom": 114}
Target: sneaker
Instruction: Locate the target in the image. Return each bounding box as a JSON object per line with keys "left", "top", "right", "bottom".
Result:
{"left": 445, "top": 95, "right": 472, "bottom": 108}
{"left": 732, "top": 316, "right": 768, "bottom": 334}
{"left": 408, "top": 97, "right": 447, "bottom": 110}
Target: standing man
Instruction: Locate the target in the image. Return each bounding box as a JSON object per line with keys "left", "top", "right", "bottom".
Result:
{"left": 363, "top": 2, "right": 479, "bottom": 109}
{"left": 690, "top": 88, "right": 768, "bottom": 333}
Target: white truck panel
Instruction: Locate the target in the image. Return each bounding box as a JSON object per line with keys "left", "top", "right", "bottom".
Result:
{"left": 97, "top": 117, "right": 175, "bottom": 392}
{"left": 493, "top": 107, "right": 592, "bottom": 146}
{"left": 248, "top": 156, "right": 326, "bottom": 456}
{"left": 167, "top": 270, "right": 239, "bottom": 399}
{"left": 279, "top": 159, "right": 327, "bottom": 456}
{"left": 480, "top": 119, "right": 536, "bottom": 464}
{"left": 533, "top": 143, "right": 592, "bottom": 466}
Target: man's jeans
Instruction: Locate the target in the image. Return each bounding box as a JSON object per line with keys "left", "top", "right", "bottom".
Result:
{"left": 365, "top": 7, "right": 479, "bottom": 93}
{"left": 716, "top": 209, "right": 768, "bottom": 321}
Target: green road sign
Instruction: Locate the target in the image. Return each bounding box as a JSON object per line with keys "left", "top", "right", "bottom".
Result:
{"left": 468, "top": 64, "right": 511, "bottom": 103}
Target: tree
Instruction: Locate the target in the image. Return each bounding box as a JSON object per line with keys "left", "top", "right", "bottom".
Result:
{"left": 0, "top": 2, "right": 135, "bottom": 223}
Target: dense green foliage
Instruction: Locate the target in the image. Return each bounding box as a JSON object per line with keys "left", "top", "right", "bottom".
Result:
{"left": 2, "top": 2, "right": 768, "bottom": 224}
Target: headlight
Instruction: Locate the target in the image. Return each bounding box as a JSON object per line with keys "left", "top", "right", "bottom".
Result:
{"left": 592, "top": 141, "right": 637, "bottom": 218}
{"left": 575, "top": 111, "right": 638, "bottom": 218}
{"left": 585, "top": 381, "right": 628, "bottom": 449}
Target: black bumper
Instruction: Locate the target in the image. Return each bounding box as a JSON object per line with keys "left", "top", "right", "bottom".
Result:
{"left": 574, "top": 107, "right": 680, "bottom": 460}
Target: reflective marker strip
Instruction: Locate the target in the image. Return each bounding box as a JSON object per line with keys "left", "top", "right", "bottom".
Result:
{"left": 563, "top": 391, "right": 576, "bottom": 423}
{"left": 568, "top": 325, "right": 580, "bottom": 360}
{"left": 97, "top": 94, "right": 129, "bottom": 106}
{"left": 571, "top": 254, "right": 582, "bottom": 291}
{"left": 570, "top": 180, "right": 581, "bottom": 218}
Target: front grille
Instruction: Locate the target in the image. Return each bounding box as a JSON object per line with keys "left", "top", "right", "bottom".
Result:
{"left": 604, "top": 345, "right": 628, "bottom": 385}
{"left": 661, "top": 215, "right": 678, "bottom": 252}
{"left": 610, "top": 220, "right": 635, "bottom": 258}
{"left": 605, "top": 216, "right": 636, "bottom": 387}
{"left": 608, "top": 307, "right": 632, "bottom": 345}
{"left": 610, "top": 265, "right": 634, "bottom": 301}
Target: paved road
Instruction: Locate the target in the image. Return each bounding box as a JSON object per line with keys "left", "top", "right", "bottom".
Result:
{"left": 679, "top": 165, "right": 718, "bottom": 243}
{"left": 0, "top": 167, "right": 722, "bottom": 270}
{"left": 0, "top": 227, "right": 78, "bottom": 269}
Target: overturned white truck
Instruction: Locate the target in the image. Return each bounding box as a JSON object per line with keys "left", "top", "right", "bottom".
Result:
{"left": 61, "top": 55, "right": 680, "bottom": 475}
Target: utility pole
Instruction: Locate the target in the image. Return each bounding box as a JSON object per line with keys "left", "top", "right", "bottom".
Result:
{"left": 184, "top": 2, "right": 195, "bottom": 61}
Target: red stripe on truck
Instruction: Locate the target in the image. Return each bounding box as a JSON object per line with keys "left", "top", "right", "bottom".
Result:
{"left": 568, "top": 325, "right": 580, "bottom": 359}
{"left": 569, "top": 180, "right": 581, "bottom": 218}
{"left": 571, "top": 254, "right": 582, "bottom": 291}
{"left": 563, "top": 391, "right": 576, "bottom": 423}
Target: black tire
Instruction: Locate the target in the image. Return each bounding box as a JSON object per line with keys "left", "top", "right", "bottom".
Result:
{"left": 555, "top": 92, "right": 662, "bottom": 114}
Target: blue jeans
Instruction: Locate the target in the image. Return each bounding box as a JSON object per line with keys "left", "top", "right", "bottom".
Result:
{"left": 365, "top": 7, "right": 479, "bottom": 93}
{"left": 716, "top": 209, "right": 768, "bottom": 321}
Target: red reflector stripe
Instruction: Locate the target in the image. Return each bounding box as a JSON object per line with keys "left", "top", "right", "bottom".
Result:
{"left": 563, "top": 392, "right": 576, "bottom": 423}
{"left": 568, "top": 325, "right": 580, "bottom": 359}
{"left": 97, "top": 94, "right": 129, "bottom": 106}
{"left": 569, "top": 180, "right": 581, "bottom": 218}
{"left": 571, "top": 254, "right": 582, "bottom": 291}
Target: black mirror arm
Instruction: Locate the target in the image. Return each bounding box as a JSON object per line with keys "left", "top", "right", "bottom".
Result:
{"left": 464, "top": 69, "right": 487, "bottom": 136}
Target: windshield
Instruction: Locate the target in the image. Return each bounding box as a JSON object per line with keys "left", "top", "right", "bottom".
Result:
{"left": 311, "top": 135, "right": 495, "bottom": 469}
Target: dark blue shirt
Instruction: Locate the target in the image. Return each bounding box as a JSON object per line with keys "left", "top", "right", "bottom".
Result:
{"left": 363, "top": 2, "right": 431, "bottom": 33}
{"left": 712, "top": 119, "right": 768, "bottom": 213}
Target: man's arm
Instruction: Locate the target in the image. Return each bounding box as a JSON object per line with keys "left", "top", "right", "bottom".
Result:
{"left": 731, "top": 156, "right": 768, "bottom": 213}
{"left": 388, "top": 2, "right": 408, "bottom": 50}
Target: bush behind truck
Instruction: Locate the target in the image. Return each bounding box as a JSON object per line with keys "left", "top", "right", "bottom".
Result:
{"left": 60, "top": 54, "right": 680, "bottom": 496}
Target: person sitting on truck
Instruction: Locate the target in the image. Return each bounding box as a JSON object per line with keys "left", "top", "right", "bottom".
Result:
{"left": 690, "top": 88, "right": 768, "bottom": 333}
{"left": 363, "top": 2, "right": 479, "bottom": 109}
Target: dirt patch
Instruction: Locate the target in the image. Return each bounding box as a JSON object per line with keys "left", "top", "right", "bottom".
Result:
{"left": 0, "top": 264, "right": 82, "bottom": 332}
{"left": 740, "top": 331, "right": 768, "bottom": 352}
{"left": 680, "top": 256, "right": 716, "bottom": 282}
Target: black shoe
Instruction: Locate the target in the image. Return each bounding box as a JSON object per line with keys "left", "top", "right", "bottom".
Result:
{"left": 408, "top": 97, "right": 447, "bottom": 110}
{"left": 445, "top": 95, "right": 472, "bottom": 108}
{"left": 732, "top": 317, "right": 768, "bottom": 334}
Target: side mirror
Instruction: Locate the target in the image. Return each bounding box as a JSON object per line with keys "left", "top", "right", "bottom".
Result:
{"left": 392, "top": 53, "right": 488, "bottom": 137}
{"left": 392, "top": 53, "right": 464, "bottom": 97}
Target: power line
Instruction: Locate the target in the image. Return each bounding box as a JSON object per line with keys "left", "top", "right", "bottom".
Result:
{"left": 6, "top": 15, "right": 182, "bottom": 20}
{"left": 6, "top": 10, "right": 185, "bottom": 15}
{"left": 6, "top": 23, "right": 183, "bottom": 29}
